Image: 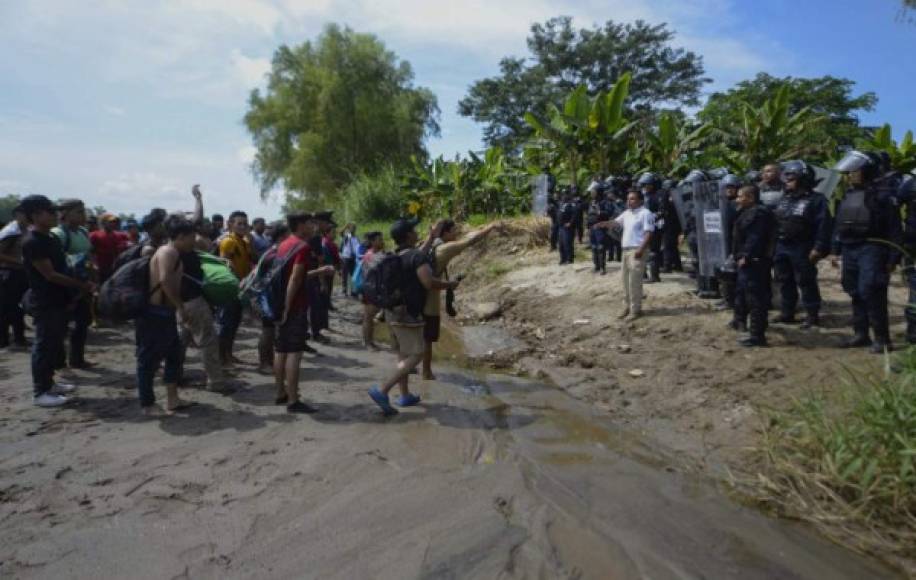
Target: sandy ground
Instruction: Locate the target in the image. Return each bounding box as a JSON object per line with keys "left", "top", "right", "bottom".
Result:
{"left": 0, "top": 295, "right": 900, "bottom": 578}
{"left": 450, "top": 227, "right": 908, "bottom": 480}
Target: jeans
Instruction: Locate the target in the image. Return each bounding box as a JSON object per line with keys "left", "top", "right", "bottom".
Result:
{"left": 0, "top": 269, "right": 27, "bottom": 345}
{"left": 57, "top": 295, "right": 90, "bottom": 367}
{"left": 135, "top": 304, "right": 181, "bottom": 407}
{"left": 31, "top": 308, "right": 68, "bottom": 396}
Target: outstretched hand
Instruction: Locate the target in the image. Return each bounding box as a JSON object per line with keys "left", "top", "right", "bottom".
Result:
{"left": 192, "top": 184, "right": 202, "bottom": 199}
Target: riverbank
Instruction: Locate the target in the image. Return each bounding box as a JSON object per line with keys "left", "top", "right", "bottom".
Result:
{"left": 0, "top": 296, "right": 898, "bottom": 578}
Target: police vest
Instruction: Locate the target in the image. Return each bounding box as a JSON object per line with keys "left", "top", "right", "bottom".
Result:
{"left": 775, "top": 194, "right": 813, "bottom": 242}
{"left": 835, "top": 189, "right": 873, "bottom": 238}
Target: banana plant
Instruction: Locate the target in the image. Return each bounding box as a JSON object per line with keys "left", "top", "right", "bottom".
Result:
{"left": 857, "top": 123, "right": 916, "bottom": 173}
{"left": 714, "top": 84, "right": 827, "bottom": 173}
{"left": 588, "top": 73, "right": 638, "bottom": 176}
{"left": 640, "top": 111, "right": 713, "bottom": 177}
{"left": 524, "top": 84, "right": 592, "bottom": 192}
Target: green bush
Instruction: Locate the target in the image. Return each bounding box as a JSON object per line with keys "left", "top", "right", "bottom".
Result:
{"left": 339, "top": 167, "right": 406, "bottom": 224}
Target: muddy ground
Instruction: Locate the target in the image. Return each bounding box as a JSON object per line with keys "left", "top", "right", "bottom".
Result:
{"left": 448, "top": 220, "right": 907, "bottom": 478}
{"left": 0, "top": 286, "right": 901, "bottom": 578}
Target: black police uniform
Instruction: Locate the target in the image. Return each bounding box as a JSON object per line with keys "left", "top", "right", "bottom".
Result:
{"left": 557, "top": 199, "right": 577, "bottom": 265}
{"left": 773, "top": 189, "right": 832, "bottom": 324}
{"left": 732, "top": 204, "right": 776, "bottom": 345}
{"left": 643, "top": 190, "right": 664, "bottom": 282}
{"left": 833, "top": 183, "right": 903, "bottom": 351}
{"left": 894, "top": 175, "right": 916, "bottom": 342}
{"left": 660, "top": 186, "right": 682, "bottom": 272}
{"left": 546, "top": 196, "right": 559, "bottom": 251}
{"left": 587, "top": 196, "right": 615, "bottom": 273}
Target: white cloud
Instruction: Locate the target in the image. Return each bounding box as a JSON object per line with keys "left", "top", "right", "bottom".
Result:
{"left": 231, "top": 50, "right": 271, "bottom": 88}
{"left": 105, "top": 106, "right": 126, "bottom": 117}
{"left": 237, "top": 145, "right": 257, "bottom": 164}
{"left": 167, "top": 0, "right": 283, "bottom": 34}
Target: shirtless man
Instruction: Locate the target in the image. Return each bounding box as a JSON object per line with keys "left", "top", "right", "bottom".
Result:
{"left": 136, "top": 215, "right": 196, "bottom": 416}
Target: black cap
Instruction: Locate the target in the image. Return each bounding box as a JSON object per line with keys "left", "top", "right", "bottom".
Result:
{"left": 18, "top": 195, "right": 61, "bottom": 218}
{"left": 58, "top": 198, "right": 84, "bottom": 212}
{"left": 315, "top": 210, "right": 337, "bottom": 227}
{"left": 390, "top": 217, "right": 419, "bottom": 243}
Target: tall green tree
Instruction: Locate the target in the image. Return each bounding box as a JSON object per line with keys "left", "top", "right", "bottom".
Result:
{"left": 858, "top": 124, "right": 916, "bottom": 173}
{"left": 639, "top": 112, "right": 713, "bottom": 177}
{"left": 698, "top": 73, "right": 876, "bottom": 159}
{"left": 244, "top": 24, "right": 440, "bottom": 205}
{"left": 0, "top": 194, "right": 20, "bottom": 225}
{"left": 459, "top": 17, "right": 709, "bottom": 152}
{"left": 524, "top": 85, "right": 593, "bottom": 191}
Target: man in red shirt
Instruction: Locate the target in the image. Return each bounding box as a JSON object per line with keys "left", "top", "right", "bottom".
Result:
{"left": 274, "top": 212, "right": 335, "bottom": 414}
{"left": 89, "top": 213, "right": 122, "bottom": 282}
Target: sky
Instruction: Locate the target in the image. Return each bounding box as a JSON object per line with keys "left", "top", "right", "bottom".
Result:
{"left": 0, "top": 0, "right": 913, "bottom": 220}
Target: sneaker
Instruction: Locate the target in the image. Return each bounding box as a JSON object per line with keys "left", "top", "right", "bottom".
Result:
{"left": 51, "top": 382, "right": 77, "bottom": 395}
{"left": 396, "top": 393, "right": 422, "bottom": 407}
{"left": 34, "top": 393, "right": 69, "bottom": 407}
{"left": 287, "top": 401, "right": 318, "bottom": 414}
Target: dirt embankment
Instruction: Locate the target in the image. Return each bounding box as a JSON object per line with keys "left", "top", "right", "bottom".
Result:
{"left": 448, "top": 218, "right": 906, "bottom": 476}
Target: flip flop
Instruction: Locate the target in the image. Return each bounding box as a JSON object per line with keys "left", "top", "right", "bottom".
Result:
{"left": 368, "top": 387, "right": 398, "bottom": 416}
{"left": 166, "top": 401, "right": 197, "bottom": 415}
{"left": 396, "top": 393, "right": 421, "bottom": 407}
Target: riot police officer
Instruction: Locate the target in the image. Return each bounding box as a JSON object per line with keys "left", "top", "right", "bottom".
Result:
{"left": 573, "top": 187, "right": 586, "bottom": 245}
{"left": 772, "top": 160, "right": 832, "bottom": 328}
{"left": 716, "top": 174, "right": 742, "bottom": 310}
{"left": 678, "top": 169, "right": 707, "bottom": 287}
{"left": 587, "top": 185, "right": 616, "bottom": 274}
{"left": 546, "top": 194, "right": 560, "bottom": 251}
{"left": 759, "top": 163, "right": 784, "bottom": 209}
{"left": 832, "top": 150, "right": 903, "bottom": 353}
{"left": 660, "top": 178, "right": 683, "bottom": 272}
{"left": 637, "top": 172, "right": 664, "bottom": 283}
{"left": 731, "top": 184, "right": 777, "bottom": 346}
{"left": 557, "top": 189, "right": 577, "bottom": 265}
{"left": 606, "top": 180, "right": 625, "bottom": 262}
{"left": 896, "top": 174, "right": 916, "bottom": 343}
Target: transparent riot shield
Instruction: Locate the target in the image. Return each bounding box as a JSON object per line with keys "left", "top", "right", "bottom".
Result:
{"left": 693, "top": 180, "right": 728, "bottom": 278}
{"left": 532, "top": 175, "right": 549, "bottom": 216}
{"left": 672, "top": 184, "right": 692, "bottom": 232}
{"left": 812, "top": 165, "right": 841, "bottom": 199}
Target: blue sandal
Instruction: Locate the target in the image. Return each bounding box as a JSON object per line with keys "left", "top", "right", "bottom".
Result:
{"left": 396, "top": 393, "right": 422, "bottom": 407}
{"left": 369, "top": 386, "right": 398, "bottom": 416}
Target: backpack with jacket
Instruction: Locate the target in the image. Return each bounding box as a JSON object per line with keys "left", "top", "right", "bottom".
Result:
{"left": 363, "top": 251, "right": 406, "bottom": 309}
{"left": 239, "top": 240, "right": 306, "bottom": 322}
{"left": 195, "top": 252, "right": 239, "bottom": 306}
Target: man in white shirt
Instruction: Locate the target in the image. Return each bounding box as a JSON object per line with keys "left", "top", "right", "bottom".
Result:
{"left": 611, "top": 190, "right": 655, "bottom": 321}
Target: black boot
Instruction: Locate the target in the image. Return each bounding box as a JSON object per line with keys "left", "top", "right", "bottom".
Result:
{"left": 800, "top": 311, "right": 820, "bottom": 330}
{"left": 844, "top": 298, "right": 870, "bottom": 348}
{"left": 740, "top": 334, "right": 768, "bottom": 347}
{"left": 772, "top": 311, "right": 796, "bottom": 324}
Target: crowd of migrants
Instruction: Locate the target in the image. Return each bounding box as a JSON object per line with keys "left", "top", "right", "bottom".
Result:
{"left": 0, "top": 185, "right": 497, "bottom": 415}
{"left": 546, "top": 150, "right": 916, "bottom": 349}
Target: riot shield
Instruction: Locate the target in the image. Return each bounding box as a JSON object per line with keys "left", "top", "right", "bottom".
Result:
{"left": 812, "top": 165, "right": 841, "bottom": 199}
{"left": 693, "top": 180, "right": 728, "bottom": 278}
{"left": 672, "top": 184, "right": 693, "bottom": 232}
{"left": 532, "top": 175, "right": 549, "bottom": 216}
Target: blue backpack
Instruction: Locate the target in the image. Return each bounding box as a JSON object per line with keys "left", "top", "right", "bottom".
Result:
{"left": 239, "top": 241, "right": 306, "bottom": 322}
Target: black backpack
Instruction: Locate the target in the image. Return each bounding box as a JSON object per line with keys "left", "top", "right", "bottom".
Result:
{"left": 836, "top": 190, "right": 872, "bottom": 238}
{"left": 97, "top": 256, "right": 154, "bottom": 321}
{"left": 112, "top": 242, "right": 146, "bottom": 272}
{"left": 364, "top": 252, "right": 406, "bottom": 309}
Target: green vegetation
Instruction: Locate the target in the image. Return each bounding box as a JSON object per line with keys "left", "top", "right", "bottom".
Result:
{"left": 755, "top": 358, "right": 916, "bottom": 567}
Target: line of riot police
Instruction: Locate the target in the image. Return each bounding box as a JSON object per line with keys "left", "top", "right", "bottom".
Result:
{"left": 544, "top": 151, "right": 916, "bottom": 352}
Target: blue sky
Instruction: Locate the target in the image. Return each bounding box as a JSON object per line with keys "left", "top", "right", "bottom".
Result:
{"left": 0, "top": 0, "right": 913, "bottom": 220}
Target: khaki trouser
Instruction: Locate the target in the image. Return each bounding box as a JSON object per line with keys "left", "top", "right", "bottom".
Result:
{"left": 621, "top": 248, "right": 647, "bottom": 314}
{"left": 178, "top": 296, "right": 224, "bottom": 388}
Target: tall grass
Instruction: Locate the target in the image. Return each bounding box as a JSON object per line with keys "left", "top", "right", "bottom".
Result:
{"left": 754, "top": 352, "right": 916, "bottom": 572}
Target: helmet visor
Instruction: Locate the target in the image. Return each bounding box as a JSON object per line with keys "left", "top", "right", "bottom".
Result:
{"left": 833, "top": 150, "right": 871, "bottom": 173}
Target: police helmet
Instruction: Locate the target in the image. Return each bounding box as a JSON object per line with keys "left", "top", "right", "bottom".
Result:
{"left": 721, "top": 174, "right": 743, "bottom": 188}
{"left": 637, "top": 172, "right": 660, "bottom": 188}
{"left": 745, "top": 170, "right": 761, "bottom": 183}
{"left": 780, "top": 160, "right": 816, "bottom": 187}
{"left": 661, "top": 178, "right": 676, "bottom": 191}
{"left": 833, "top": 150, "right": 881, "bottom": 181}
{"left": 708, "top": 167, "right": 729, "bottom": 180}
{"left": 678, "top": 169, "right": 708, "bottom": 186}
{"left": 898, "top": 174, "right": 916, "bottom": 199}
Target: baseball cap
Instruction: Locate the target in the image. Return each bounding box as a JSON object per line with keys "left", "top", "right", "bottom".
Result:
{"left": 315, "top": 210, "right": 337, "bottom": 227}
{"left": 100, "top": 212, "right": 118, "bottom": 223}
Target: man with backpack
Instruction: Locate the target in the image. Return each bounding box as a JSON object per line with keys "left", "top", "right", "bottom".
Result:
{"left": 51, "top": 199, "right": 95, "bottom": 369}
{"left": 20, "top": 195, "right": 95, "bottom": 407}
{"left": 137, "top": 215, "right": 197, "bottom": 416}
{"left": 368, "top": 219, "right": 459, "bottom": 416}
{"left": 274, "top": 212, "right": 335, "bottom": 413}
{"left": 359, "top": 231, "right": 385, "bottom": 350}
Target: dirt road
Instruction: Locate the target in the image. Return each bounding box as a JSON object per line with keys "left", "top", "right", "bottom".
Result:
{"left": 0, "top": 297, "right": 898, "bottom": 578}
